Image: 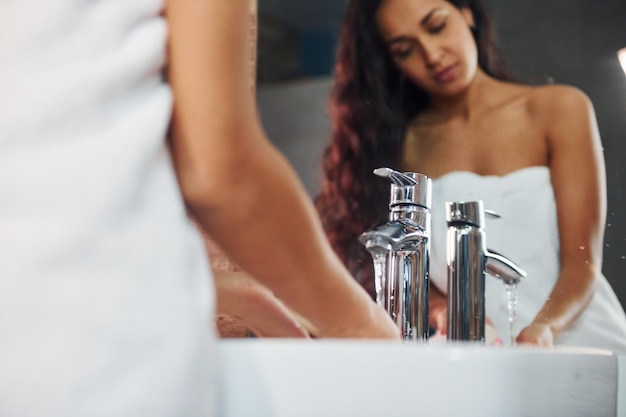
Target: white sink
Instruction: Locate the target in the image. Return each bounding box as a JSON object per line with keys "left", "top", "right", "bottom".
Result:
{"left": 217, "top": 340, "right": 623, "bottom": 417}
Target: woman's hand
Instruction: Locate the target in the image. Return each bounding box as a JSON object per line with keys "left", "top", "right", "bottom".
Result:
{"left": 516, "top": 322, "right": 555, "bottom": 348}
{"left": 214, "top": 270, "right": 313, "bottom": 338}
{"left": 429, "top": 285, "right": 448, "bottom": 335}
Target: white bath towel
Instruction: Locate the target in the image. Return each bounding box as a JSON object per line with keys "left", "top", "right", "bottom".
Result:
{"left": 0, "top": 0, "right": 216, "bottom": 415}
{"left": 430, "top": 166, "right": 626, "bottom": 354}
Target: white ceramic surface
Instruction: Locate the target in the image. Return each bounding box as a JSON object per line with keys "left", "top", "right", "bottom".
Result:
{"left": 218, "top": 340, "right": 619, "bottom": 417}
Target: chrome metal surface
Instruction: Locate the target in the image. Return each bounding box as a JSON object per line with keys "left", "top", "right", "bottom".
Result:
{"left": 446, "top": 201, "right": 526, "bottom": 342}
{"left": 375, "top": 168, "right": 432, "bottom": 210}
{"left": 360, "top": 168, "right": 432, "bottom": 341}
{"left": 447, "top": 223, "right": 486, "bottom": 341}
{"left": 485, "top": 249, "right": 528, "bottom": 285}
{"left": 446, "top": 201, "right": 484, "bottom": 227}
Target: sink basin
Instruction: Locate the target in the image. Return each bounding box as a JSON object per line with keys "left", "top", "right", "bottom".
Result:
{"left": 217, "top": 340, "right": 623, "bottom": 417}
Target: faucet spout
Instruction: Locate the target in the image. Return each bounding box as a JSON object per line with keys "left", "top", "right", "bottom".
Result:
{"left": 485, "top": 249, "right": 527, "bottom": 285}
{"left": 360, "top": 220, "right": 427, "bottom": 251}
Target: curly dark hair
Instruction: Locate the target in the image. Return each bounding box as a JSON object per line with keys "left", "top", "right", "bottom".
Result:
{"left": 315, "top": 0, "right": 512, "bottom": 297}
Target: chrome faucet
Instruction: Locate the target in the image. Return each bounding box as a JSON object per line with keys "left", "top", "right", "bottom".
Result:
{"left": 445, "top": 200, "right": 526, "bottom": 343}
{"left": 359, "top": 168, "right": 432, "bottom": 341}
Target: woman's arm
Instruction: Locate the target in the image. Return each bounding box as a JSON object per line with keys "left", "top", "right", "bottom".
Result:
{"left": 517, "top": 86, "right": 606, "bottom": 346}
{"left": 165, "top": 0, "right": 398, "bottom": 339}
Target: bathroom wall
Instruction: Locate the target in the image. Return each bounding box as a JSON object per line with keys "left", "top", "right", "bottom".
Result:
{"left": 257, "top": 79, "right": 331, "bottom": 197}
{"left": 491, "top": 1, "right": 626, "bottom": 307}
{"left": 256, "top": 0, "right": 626, "bottom": 307}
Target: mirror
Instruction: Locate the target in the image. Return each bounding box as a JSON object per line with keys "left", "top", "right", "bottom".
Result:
{"left": 255, "top": 0, "right": 626, "bottom": 311}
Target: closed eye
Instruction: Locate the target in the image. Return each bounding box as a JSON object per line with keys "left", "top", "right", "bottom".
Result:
{"left": 429, "top": 21, "right": 446, "bottom": 34}
{"left": 394, "top": 46, "right": 414, "bottom": 59}
{"left": 391, "top": 41, "right": 415, "bottom": 59}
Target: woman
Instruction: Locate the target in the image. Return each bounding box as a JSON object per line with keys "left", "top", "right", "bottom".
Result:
{"left": 0, "top": 0, "right": 397, "bottom": 415}
{"left": 316, "top": 0, "right": 626, "bottom": 352}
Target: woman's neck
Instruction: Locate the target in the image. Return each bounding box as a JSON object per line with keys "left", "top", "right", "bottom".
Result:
{"left": 428, "top": 70, "right": 504, "bottom": 122}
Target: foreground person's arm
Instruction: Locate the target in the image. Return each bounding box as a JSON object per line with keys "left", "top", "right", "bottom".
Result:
{"left": 205, "top": 234, "right": 314, "bottom": 338}
{"left": 166, "top": 0, "right": 398, "bottom": 339}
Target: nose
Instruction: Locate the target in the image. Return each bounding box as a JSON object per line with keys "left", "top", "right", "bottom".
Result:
{"left": 420, "top": 39, "right": 443, "bottom": 68}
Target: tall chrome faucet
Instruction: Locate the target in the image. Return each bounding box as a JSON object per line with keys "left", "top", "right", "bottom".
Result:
{"left": 446, "top": 200, "right": 527, "bottom": 342}
{"left": 359, "top": 168, "right": 432, "bottom": 341}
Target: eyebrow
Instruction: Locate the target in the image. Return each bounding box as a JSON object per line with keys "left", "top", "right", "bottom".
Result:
{"left": 385, "top": 7, "right": 441, "bottom": 45}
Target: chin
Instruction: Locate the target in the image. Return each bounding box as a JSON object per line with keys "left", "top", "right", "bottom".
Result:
{"left": 434, "top": 81, "right": 472, "bottom": 97}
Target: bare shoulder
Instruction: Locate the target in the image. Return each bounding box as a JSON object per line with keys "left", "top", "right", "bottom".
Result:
{"left": 526, "top": 84, "right": 594, "bottom": 119}
{"left": 525, "top": 84, "right": 600, "bottom": 153}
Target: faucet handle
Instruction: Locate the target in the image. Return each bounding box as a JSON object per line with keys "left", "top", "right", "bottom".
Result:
{"left": 374, "top": 167, "right": 417, "bottom": 186}
{"left": 446, "top": 202, "right": 502, "bottom": 227}
{"left": 484, "top": 209, "right": 501, "bottom": 219}
{"left": 373, "top": 167, "right": 432, "bottom": 209}
{"left": 446, "top": 201, "right": 485, "bottom": 227}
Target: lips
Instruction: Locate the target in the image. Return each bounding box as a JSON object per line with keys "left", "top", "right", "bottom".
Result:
{"left": 434, "top": 64, "right": 458, "bottom": 83}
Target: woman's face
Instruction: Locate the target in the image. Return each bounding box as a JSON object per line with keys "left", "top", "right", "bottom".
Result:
{"left": 376, "top": 0, "right": 478, "bottom": 97}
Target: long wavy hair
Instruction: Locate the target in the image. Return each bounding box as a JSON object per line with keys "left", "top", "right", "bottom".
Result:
{"left": 315, "top": 0, "right": 512, "bottom": 297}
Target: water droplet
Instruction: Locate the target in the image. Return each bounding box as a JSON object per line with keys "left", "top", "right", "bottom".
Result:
{"left": 608, "top": 223, "right": 612, "bottom": 227}
{"left": 579, "top": 246, "right": 585, "bottom": 250}
{"left": 611, "top": 212, "right": 615, "bottom": 216}
{"left": 621, "top": 256, "right": 626, "bottom": 260}
{"left": 606, "top": 244, "right": 611, "bottom": 247}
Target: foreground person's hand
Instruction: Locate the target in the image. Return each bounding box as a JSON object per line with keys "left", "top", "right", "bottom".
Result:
{"left": 308, "top": 276, "right": 400, "bottom": 340}
{"left": 215, "top": 271, "right": 310, "bottom": 338}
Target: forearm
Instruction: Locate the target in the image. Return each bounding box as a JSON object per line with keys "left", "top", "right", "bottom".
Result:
{"left": 192, "top": 138, "right": 383, "bottom": 337}
{"left": 166, "top": 0, "right": 397, "bottom": 339}
{"left": 539, "top": 86, "right": 606, "bottom": 338}
{"left": 531, "top": 262, "right": 599, "bottom": 336}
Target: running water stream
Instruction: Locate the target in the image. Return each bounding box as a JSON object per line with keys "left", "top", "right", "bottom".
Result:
{"left": 372, "top": 251, "right": 387, "bottom": 307}
{"left": 504, "top": 281, "right": 519, "bottom": 346}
